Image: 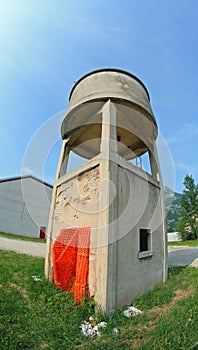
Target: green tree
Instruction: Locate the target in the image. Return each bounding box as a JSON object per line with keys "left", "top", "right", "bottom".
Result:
{"left": 177, "top": 175, "right": 198, "bottom": 240}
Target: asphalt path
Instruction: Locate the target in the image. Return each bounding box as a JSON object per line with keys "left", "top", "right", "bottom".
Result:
{"left": 0, "top": 236, "right": 198, "bottom": 267}
{"left": 168, "top": 246, "right": 198, "bottom": 268}
{"left": 0, "top": 236, "right": 46, "bottom": 258}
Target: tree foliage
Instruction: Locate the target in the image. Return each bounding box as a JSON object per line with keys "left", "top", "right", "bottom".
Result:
{"left": 176, "top": 174, "right": 198, "bottom": 240}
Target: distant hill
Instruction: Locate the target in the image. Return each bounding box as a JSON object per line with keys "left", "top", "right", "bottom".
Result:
{"left": 164, "top": 186, "right": 182, "bottom": 232}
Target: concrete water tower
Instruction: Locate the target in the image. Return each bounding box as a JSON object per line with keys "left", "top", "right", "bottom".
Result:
{"left": 45, "top": 68, "right": 167, "bottom": 315}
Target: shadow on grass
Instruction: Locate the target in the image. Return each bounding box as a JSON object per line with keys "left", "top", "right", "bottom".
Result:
{"left": 168, "top": 266, "right": 186, "bottom": 276}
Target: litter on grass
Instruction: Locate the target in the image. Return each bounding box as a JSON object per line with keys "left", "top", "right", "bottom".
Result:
{"left": 123, "top": 306, "right": 142, "bottom": 318}
{"left": 80, "top": 320, "right": 107, "bottom": 338}
{"left": 112, "top": 327, "right": 120, "bottom": 335}
{"left": 32, "top": 275, "right": 41, "bottom": 281}
{"left": 80, "top": 306, "right": 142, "bottom": 338}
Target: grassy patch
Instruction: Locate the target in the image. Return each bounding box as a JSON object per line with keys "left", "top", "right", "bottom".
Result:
{"left": 0, "top": 250, "right": 198, "bottom": 350}
{"left": 0, "top": 232, "right": 46, "bottom": 243}
{"left": 168, "top": 240, "right": 198, "bottom": 247}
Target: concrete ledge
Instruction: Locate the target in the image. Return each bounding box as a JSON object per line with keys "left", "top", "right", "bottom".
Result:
{"left": 138, "top": 250, "right": 153, "bottom": 259}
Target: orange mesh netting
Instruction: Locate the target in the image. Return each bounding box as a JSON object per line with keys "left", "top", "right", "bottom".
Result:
{"left": 52, "top": 227, "right": 90, "bottom": 303}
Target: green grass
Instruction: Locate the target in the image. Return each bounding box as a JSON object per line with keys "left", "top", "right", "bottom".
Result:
{"left": 168, "top": 240, "right": 198, "bottom": 247}
{"left": 0, "top": 250, "right": 198, "bottom": 350}
{"left": 0, "top": 232, "right": 46, "bottom": 243}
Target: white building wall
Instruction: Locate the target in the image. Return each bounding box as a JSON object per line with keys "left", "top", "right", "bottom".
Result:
{"left": 0, "top": 176, "right": 52, "bottom": 237}
{"left": 167, "top": 232, "right": 182, "bottom": 242}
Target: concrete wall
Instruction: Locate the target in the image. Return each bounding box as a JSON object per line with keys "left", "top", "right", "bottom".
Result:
{"left": 50, "top": 164, "right": 100, "bottom": 295}
{"left": 46, "top": 91, "right": 166, "bottom": 314}
{"left": 48, "top": 155, "right": 166, "bottom": 311}
{"left": 0, "top": 176, "right": 52, "bottom": 237}
{"left": 115, "top": 163, "right": 165, "bottom": 305}
{"left": 52, "top": 165, "right": 100, "bottom": 237}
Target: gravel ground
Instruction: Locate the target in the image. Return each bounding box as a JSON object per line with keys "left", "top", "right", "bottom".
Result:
{"left": 0, "top": 236, "right": 198, "bottom": 267}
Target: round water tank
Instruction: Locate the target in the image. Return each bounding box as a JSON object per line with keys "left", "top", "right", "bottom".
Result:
{"left": 61, "top": 69, "right": 157, "bottom": 160}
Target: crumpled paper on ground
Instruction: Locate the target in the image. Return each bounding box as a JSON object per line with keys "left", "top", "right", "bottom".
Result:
{"left": 80, "top": 306, "right": 142, "bottom": 338}
{"left": 123, "top": 306, "right": 142, "bottom": 318}
{"left": 32, "top": 275, "right": 41, "bottom": 281}
{"left": 80, "top": 320, "right": 107, "bottom": 337}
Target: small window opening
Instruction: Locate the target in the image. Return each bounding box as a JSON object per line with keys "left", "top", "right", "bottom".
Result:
{"left": 139, "top": 229, "right": 150, "bottom": 252}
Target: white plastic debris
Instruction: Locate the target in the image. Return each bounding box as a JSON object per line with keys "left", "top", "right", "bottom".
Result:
{"left": 123, "top": 306, "right": 142, "bottom": 318}
{"left": 97, "top": 321, "right": 107, "bottom": 329}
{"left": 112, "top": 327, "right": 120, "bottom": 335}
{"left": 80, "top": 320, "right": 107, "bottom": 338}
{"left": 32, "top": 275, "right": 41, "bottom": 281}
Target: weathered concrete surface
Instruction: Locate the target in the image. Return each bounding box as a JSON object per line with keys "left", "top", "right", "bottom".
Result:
{"left": 67, "top": 69, "right": 155, "bottom": 121}
{"left": 61, "top": 69, "right": 158, "bottom": 161}
{"left": 53, "top": 166, "right": 100, "bottom": 233}
{"left": 46, "top": 69, "right": 164, "bottom": 315}
{"left": 115, "top": 162, "right": 166, "bottom": 306}
{"left": 0, "top": 236, "right": 46, "bottom": 258}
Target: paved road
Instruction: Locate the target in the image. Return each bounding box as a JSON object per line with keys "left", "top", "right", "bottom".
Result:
{"left": 168, "top": 246, "right": 198, "bottom": 268}
{"left": 0, "top": 236, "right": 198, "bottom": 267}
{"left": 0, "top": 236, "right": 46, "bottom": 258}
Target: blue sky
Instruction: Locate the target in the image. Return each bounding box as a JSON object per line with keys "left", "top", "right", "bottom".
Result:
{"left": 0, "top": 0, "right": 197, "bottom": 193}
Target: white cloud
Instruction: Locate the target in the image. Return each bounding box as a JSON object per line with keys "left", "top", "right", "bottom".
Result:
{"left": 176, "top": 162, "right": 192, "bottom": 173}
{"left": 167, "top": 123, "right": 198, "bottom": 144}
{"left": 23, "top": 166, "right": 34, "bottom": 175}
{"left": 176, "top": 162, "right": 198, "bottom": 183}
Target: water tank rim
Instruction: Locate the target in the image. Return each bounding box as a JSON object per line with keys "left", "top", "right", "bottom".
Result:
{"left": 69, "top": 68, "right": 150, "bottom": 102}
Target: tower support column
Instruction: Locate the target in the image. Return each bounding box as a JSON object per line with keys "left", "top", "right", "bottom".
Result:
{"left": 95, "top": 100, "right": 118, "bottom": 314}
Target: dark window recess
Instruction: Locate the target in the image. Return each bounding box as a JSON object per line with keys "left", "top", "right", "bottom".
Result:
{"left": 40, "top": 226, "right": 46, "bottom": 239}
{"left": 140, "top": 229, "right": 150, "bottom": 252}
